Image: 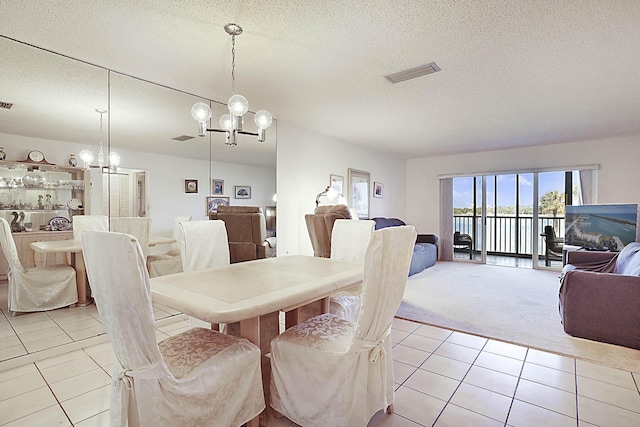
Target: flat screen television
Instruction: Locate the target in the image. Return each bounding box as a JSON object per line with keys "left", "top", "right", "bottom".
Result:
{"left": 564, "top": 203, "right": 638, "bottom": 251}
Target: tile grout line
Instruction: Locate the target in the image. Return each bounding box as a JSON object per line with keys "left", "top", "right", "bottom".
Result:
{"left": 503, "top": 347, "right": 529, "bottom": 427}
{"left": 34, "top": 361, "right": 74, "bottom": 427}
{"left": 429, "top": 334, "right": 487, "bottom": 426}
{"left": 573, "top": 358, "right": 579, "bottom": 427}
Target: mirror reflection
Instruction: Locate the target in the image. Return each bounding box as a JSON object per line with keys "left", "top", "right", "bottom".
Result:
{"left": 0, "top": 36, "right": 276, "bottom": 363}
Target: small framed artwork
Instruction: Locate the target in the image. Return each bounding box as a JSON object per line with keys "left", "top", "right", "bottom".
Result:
{"left": 185, "top": 179, "right": 198, "bottom": 193}
{"left": 206, "top": 196, "right": 230, "bottom": 215}
{"left": 212, "top": 178, "right": 224, "bottom": 195}
{"left": 330, "top": 174, "right": 344, "bottom": 194}
{"left": 235, "top": 185, "right": 251, "bottom": 199}
{"left": 373, "top": 182, "right": 384, "bottom": 198}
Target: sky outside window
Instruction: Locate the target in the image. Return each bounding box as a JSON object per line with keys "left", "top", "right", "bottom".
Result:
{"left": 454, "top": 172, "right": 566, "bottom": 212}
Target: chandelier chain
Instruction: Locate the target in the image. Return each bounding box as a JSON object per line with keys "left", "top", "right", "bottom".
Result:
{"left": 231, "top": 34, "right": 236, "bottom": 95}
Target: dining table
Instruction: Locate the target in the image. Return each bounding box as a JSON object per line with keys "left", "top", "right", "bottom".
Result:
{"left": 30, "top": 235, "right": 176, "bottom": 306}
{"left": 149, "top": 255, "right": 364, "bottom": 427}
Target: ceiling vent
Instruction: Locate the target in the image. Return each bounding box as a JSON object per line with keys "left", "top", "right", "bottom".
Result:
{"left": 172, "top": 135, "right": 195, "bottom": 141}
{"left": 384, "top": 62, "right": 441, "bottom": 84}
{"left": 0, "top": 101, "right": 14, "bottom": 110}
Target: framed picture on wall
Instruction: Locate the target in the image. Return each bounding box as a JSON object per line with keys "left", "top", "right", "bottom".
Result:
{"left": 184, "top": 179, "right": 198, "bottom": 193}
{"left": 347, "top": 168, "right": 370, "bottom": 219}
{"left": 206, "top": 196, "right": 230, "bottom": 215}
{"left": 212, "top": 178, "right": 224, "bottom": 195}
{"left": 235, "top": 185, "right": 251, "bottom": 199}
{"left": 373, "top": 182, "right": 383, "bottom": 198}
{"left": 330, "top": 174, "right": 344, "bottom": 194}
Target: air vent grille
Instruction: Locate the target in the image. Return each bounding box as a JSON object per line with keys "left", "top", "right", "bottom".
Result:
{"left": 172, "top": 135, "right": 195, "bottom": 141}
{"left": 0, "top": 102, "right": 14, "bottom": 110}
{"left": 384, "top": 62, "right": 441, "bottom": 84}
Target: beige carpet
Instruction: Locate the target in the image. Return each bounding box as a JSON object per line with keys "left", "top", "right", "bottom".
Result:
{"left": 396, "top": 261, "right": 640, "bottom": 373}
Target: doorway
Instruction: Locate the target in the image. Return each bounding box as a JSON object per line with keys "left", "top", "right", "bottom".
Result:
{"left": 102, "top": 167, "right": 148, "bottom": 218}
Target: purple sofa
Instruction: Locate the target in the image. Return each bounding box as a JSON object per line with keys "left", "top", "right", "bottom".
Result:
{"left": 559, "top": 244, "right": 640, "bottom": 350}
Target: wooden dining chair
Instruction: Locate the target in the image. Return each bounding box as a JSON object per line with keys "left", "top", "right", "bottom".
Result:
{"left": 270, "top": 226, "right": 417, "bottom": 426}
{"left": 328, "top": 219, "right": 375, "bottom": 321}
{"left": 0, "top": 218, "right": 77, "bottom": 313}
{"left": 81, "top": 230, "right": 264, "bottom": 426}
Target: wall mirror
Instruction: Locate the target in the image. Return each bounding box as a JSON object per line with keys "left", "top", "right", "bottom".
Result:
{"left": 348, "top": 168, "right": 370, "bottom": 219}
{"left": 0, "top": 35, "right": 276, "bottom": 363}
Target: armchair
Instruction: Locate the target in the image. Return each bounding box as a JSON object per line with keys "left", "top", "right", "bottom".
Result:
{"left": 209, "top": 206, "right": 266, "bottom": 263}
{"left": 559, "top": 243, "right": 640, "bottom": 349}
{"left": 305, "top": 204, "right": 352, "bottom": 258}
{"left": 453, "top": 231, "right": 473, "bottom": 260}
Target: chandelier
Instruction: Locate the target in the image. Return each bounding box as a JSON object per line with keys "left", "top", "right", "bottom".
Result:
{"left": 191, "top": 23, "right": 273, "bottom": 146}
{"left": 79, "top": 109, "right": 121, "bottom": 171}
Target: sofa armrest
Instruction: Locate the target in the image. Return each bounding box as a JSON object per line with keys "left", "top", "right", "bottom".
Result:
{"left": 566, "top": 250, "right": 616, "bottom": 265}
{"left": 416, "top": 234, "right": 439, "bottom": 260}
{"left": 559, "top": 270, "right": 640, "bottom": 349}
{"left": 416, "top": 233, "right": 438, "bottom": 245}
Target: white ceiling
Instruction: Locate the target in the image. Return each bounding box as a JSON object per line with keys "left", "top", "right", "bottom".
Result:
{"left": 1, "top": 0, "right": 640, "bottom": 160}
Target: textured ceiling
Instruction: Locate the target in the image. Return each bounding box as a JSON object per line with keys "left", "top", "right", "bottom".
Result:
{"left": 1, "top": 0, "right": 640, "bottom": 161}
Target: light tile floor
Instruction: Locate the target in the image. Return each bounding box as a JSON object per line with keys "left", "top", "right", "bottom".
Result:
{"left": 1, "top": 316, "right": 639, "bottom": 426}
{"left": 0, "top": 282, "right": 181, "bottom": 362}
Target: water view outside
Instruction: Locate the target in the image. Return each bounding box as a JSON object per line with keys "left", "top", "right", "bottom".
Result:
{"left": 565, "top": 204, "right": 638, "bottom": 251}
{"left": 453, "top": 172, "right": 571, "bottom": 260}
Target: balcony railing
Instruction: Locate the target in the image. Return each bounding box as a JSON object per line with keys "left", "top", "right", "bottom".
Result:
{"left": 454, "top": 215, "right": 565, "bottom": 256}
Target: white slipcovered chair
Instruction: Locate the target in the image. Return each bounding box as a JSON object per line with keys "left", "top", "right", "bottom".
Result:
{"left": 72, "top": 215, "right": 109, "bottom": 240}
{"left": 0, "top": 218, "right": 77, "bottom": 313}
{"left": 178, "top": 220, "right": 230, "bottom": 330}
{"left": 110, "top": 217, "right": 152, "bottom": 259}
{"left": 329, "top": 219, "right": 375, "bottom": 321}
{"left": 178, "top": 220, "right": 230, "bottom": 272}
{"left": 81, "top": 230, "right": 264, "bottom": 426}
{"left": 178, "top": 220, "right": 279, "bottom": 355}
{"left": 270, "top": 225, "right": 417, "bottom": 426}
{"left": 147, "top": 215, "right": 192, "bottom": 277}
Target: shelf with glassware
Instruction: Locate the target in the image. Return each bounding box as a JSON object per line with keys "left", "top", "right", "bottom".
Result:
{"left": 0, "top": 161, "right": 90, "bottom": 279}
{"left": 0, "top": 161, "right": 90, "bottom": 231}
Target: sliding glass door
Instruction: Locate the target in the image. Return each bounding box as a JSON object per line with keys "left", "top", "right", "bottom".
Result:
{"left": 453, "top": 169, "right": 583, "bottom": 269}
{"left": 453, "top": 176, "right": 483, "bottom": 261}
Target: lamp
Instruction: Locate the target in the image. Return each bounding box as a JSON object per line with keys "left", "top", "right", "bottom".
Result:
{"left": 79, "top": 109, "right": 121, "bottom": 170}
{"left": 315, "top": 186, "right": 347, "bottom": 207}
{"left": 191, "top": 23, "right": 273, "bottom": 146}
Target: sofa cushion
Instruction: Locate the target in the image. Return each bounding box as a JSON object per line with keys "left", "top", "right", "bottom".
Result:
{"left": 614, "top": 242, "right": 640, "bottom": 276}
{"left": 372, "top": 217, "right": 406, "bottom": 230}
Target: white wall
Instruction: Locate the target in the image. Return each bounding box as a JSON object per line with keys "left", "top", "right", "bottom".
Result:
{"left": 0, "top": 133, "right": 276, "bottom": 239}
{"left": 276, "top": 122, "right": 407, "bottom": 256}
{"left": 406, "top": 135, "right": 640, "bottom": 241}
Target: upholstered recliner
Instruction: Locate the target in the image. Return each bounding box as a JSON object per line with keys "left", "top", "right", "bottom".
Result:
{"left": 209, "top": 206, "right": 266, "bottom": 263}
{"left": 559, "top": 243, "right": 640, "bottom": 349}
{"left": 305, "top": 204, "right": 352, "bottom": 258}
